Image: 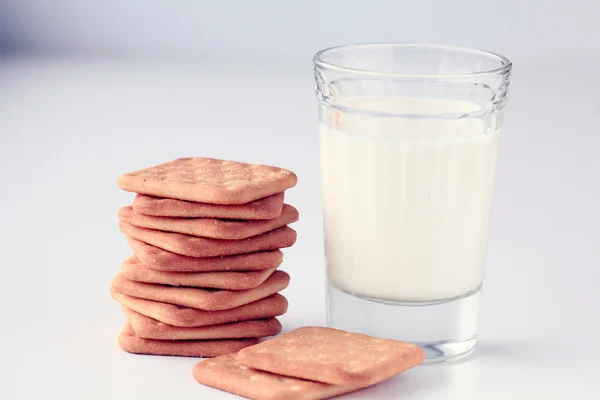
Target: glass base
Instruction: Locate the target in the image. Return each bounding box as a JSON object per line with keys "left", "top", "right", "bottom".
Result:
{"left": 326, "top": 283, "right": 481, "bottom": 363}
{"left": 415, "top": 337, "right": 476, "bottom": 363}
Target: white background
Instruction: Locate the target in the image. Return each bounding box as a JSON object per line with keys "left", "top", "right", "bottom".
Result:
{"left": 1, "top": 1, "right": 599, "bottom": 399}
{"left": 0, "top": 0, "right": 599, "bottom": 59}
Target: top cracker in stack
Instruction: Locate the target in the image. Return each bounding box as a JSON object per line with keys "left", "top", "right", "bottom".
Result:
{"left": 113, "top": 157, "right": 298, "bottom": 358}
{"left": 118, "top": 157, "right": 297, "bottom": 205}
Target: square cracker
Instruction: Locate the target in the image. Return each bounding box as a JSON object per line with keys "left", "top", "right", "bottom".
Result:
{"left": 237, "top": 327, "right": 425, "bottom": 386}
{"left": 110, "top": 270, "right": 290, "bottom": 311}
{"left": 120, "top": 222, "right": 297, "bottom": 258}
{"left": 118, "top": 157, "right": 297, "bottom": 204}
{"left": 123, "top": 307, "right": 282, "bottom": 340}
{"left": 120, "top": 256, "right": 276, "bottom": 290}
{"left": 193, "top": 354, "right": 358, "bottom": 400}
{"left": 119, "top": 204, "right": 298, "bottom": 240}
{"left": 128, "top": 237, "right": 283, "bottom": 272}
{"left": 132, "top": 192, "right": 284, "bottom": 219}
{"left": 111, "top": 291, "right": 288, "bottom": 327}
{"left": 118, "top": 324, "right": 257, "bottom": 358}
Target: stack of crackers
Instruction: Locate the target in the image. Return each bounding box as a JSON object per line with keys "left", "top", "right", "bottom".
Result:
{"left": 110, "top": 157, "right": 298, "bottom": 357}
{"left": 193, "top": 327, "right": 425, "bottom": 399}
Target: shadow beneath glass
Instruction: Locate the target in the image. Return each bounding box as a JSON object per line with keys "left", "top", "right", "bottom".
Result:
{"left": 339, "top": 339, "right": 551, "bottom": 398}
{"left": 472, "top": 339, "right": 549, "bottom": 365}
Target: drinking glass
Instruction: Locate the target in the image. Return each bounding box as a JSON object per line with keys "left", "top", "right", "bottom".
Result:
{"left": 314, "top": 44, "right": 512, "bottom": 362}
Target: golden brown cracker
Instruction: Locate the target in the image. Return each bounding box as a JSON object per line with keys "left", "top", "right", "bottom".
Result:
{"left": 123, "top": 307, "right": 282, "bottom": 340}
{"left": 110, "top": 271, "right": 290, "bottom": 311}
{"left": 132, "top": 192, "right": 285, "bottom": 220}
{"left": 120, "top": 222, "right": 297, "bottom": 258}
{"left": 237, "top": 327, "right": 425, "bottom": 386}
{"left": 193, "top": 354, "right": 358, "bottom": 400}
{"left": 119, "top": 204, "right": 298, "bottom": 240}
{"left": 118, "top": 157, "right": 297, "bottom": 204}
{"left": 111, "top": 291, "right": 288, "bottom": 328}
{"left": 118, "top": 324, "right": 257, "bottom": 357}
{"left": 128, "top": 237, "right": 283, "bottom": 272}
{"left": 120, "top": 256, "right": 276, "bottom": 290}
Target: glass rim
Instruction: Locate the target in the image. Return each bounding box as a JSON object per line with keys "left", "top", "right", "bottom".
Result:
{"left": 313, "top": 43, "right": 512, "bottom": 78}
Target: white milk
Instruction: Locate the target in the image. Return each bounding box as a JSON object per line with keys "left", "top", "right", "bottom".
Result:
{"left": 320, "top": 97, "right": 500, "bottom": 302}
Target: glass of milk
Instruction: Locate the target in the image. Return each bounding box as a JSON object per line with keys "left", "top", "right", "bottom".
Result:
{"left": 314, "top": 44, "right": 512, "bottom": 362}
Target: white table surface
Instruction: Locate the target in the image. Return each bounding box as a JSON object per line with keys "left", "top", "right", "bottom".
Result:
{"left": 1, "top": 54, "right": 598, "bottom": 399}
